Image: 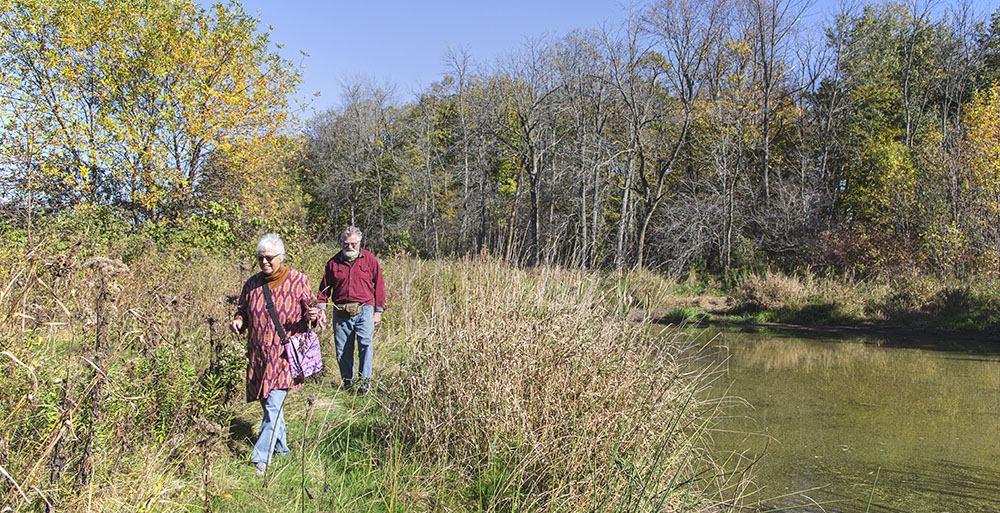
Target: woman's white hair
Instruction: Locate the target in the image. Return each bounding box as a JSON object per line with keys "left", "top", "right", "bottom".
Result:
{"left": 256, "top": 233, "right": 286, "bottom": 256}
{"left": 341, "top": 226, "right": 363, "bottom": 242}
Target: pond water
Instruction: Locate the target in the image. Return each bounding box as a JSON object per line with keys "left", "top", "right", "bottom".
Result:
{"left": 694, "top": 327, "right": 1000, "bottom": 512}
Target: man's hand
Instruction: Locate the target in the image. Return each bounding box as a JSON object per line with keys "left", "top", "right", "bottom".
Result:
{"left": 373, "top": 311, "right": 382, "bottom": 327}
{"left": 230, "top": 318, "right": 243, "bottom": 334}
{"left": 306, "top": 306, "right": 320, "bottom": 322}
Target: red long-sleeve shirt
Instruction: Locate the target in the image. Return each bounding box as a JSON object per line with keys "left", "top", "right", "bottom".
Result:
{"left": 317, "top": 249, "right": 386, "bottom": 311}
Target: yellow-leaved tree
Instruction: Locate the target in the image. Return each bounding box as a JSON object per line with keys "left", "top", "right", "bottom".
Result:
{"left": 0, "top": 0, "right": 301, "bottom": 224}
{"left": 963, "top": 83, "right": 1000, "bottom": 271}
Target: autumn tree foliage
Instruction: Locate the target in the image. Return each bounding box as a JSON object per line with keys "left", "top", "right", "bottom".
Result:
{"left": 0, "top": 0, "right": 301, "bottom": 227}
{"left": 963, "top": 84, "right": 1000, "bottom": 270}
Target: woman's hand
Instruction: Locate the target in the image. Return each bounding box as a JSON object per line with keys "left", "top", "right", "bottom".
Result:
{"left": 306, "top": 306, "right": 326, "bottom": 331}
{"left": 230, "top": 318, "right": 243, "bottom": 334}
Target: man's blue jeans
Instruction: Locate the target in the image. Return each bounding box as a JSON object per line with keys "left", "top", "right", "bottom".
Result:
{"left": 251, "top": 388, "right": 289, "bottom": 465}
{"left": 333, "top": 305, "right": 374, "bottom": 388}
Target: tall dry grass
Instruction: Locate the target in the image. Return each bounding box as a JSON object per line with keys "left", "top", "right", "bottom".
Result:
{"left": 382, "top": 257, "right": 751, "bottom": 511}
{"left": 734, "top": 271, "right": 809, "bottom": 312}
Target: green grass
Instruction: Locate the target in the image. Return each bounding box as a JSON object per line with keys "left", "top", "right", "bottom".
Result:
{"left": 662, "top": 307, "right": 711, "bottom": 324}
{"left": 201, "top": 388, "right": 400, "bottom": 513}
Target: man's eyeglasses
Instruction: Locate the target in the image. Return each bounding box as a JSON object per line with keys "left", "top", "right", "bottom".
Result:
{"left": 257, "top": 254, "right": 280, "bottom": 263}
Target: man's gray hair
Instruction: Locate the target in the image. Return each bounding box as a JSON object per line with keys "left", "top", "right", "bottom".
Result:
{"left": 256, "top": 233, "right": 286, "bottom": 256}
{"left": 341, "top": 226, "right": 363, "bottom": 242}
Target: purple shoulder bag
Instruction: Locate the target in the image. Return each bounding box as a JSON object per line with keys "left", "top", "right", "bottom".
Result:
{"left": 261, "top": 281, "right": 323, "bottom": 379}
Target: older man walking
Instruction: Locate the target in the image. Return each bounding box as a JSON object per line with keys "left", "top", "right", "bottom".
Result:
{"left": 318, "top": 226, "right": 385, "bottom": 393}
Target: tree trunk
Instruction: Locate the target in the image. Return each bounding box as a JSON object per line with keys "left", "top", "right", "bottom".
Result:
{"left": 528, "top": 149, "right": 540, "bottom": 267}
{"left": 505, "top": 168, "right": 524, "bottom": 262}
{"left": 477, "top": 145, "right": 487, "bottom": 256}
{"left": 616, "top": 152, "right": 634, "bottom": 270}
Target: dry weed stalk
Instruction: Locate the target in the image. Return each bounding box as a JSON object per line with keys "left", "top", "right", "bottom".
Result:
{"left": 0, "top": 237, "right": 245, "bottom": 511}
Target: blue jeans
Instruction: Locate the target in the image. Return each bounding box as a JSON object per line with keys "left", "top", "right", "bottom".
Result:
{"left": 333, "top": 305, "right": 374, "bottom": 388}
{"left": 251, "top": 388, "right": 289, "bottom": 465}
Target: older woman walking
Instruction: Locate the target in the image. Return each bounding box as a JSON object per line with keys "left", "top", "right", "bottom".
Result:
{"left": 230, "top": 233, "right": 320, "bottom": 475}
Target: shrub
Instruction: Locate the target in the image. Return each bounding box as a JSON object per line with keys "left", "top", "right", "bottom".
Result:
{"left": 812, "top": 222, "right": 924, "bottom": 277}
{"left": 867, "top": 275, "right": 938, "bottom": 320}
{"left": 0, "top": 228, "right": 248, "bottom": 510}
{"left": 927, "top": 285, "right": 1000, "bottom": 330}
{"left": 734, "top": 270, "right": 809, "bottom": 312}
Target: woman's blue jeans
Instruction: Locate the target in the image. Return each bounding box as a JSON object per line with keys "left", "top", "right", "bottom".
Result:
{"left": 251, "top": 388, "right": 289, "bottom": 465}
{"left": 333, "top": 305, "right": 374, "bottom": 388}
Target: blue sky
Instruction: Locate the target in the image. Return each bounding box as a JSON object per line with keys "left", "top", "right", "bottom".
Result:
{"left": 221, "top": 0, "right": 998, "bottom": 114}
{"left": 237, "top": 0, "right": 646, "bottom": 113}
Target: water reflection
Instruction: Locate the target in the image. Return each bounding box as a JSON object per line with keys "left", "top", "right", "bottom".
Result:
{"left": 697, "top": 329, "right": 1000, "bottom": 513}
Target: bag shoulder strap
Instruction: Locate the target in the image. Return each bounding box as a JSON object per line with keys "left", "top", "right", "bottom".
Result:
{"left": 261, "top": 279, "right": 306, "bottom": 377}
{"left": 260, "top": 280, "right": 288, "bottom": 342}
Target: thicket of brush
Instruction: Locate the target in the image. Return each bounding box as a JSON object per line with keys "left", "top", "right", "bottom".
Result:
{"left": 0, "top": 219, "right": 750, "bottom": 512}
{"left": 1, "top": 223, "right": 257, "bottom": 511}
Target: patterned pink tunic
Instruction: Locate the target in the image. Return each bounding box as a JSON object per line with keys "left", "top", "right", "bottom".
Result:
{"left": 234, "top": 268, "right": 316, "bottom": 402}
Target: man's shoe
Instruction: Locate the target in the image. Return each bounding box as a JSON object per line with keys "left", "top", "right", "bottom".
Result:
{"left": 254, "top": 462, "right": 267, "bottom": 476}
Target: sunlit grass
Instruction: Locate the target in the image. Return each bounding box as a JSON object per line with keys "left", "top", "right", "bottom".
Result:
{"left": 714, "top": 268, "right": 1000, "bottom": 331}
{"left": 0, "top": 234, "right": 752, "bottom": 512}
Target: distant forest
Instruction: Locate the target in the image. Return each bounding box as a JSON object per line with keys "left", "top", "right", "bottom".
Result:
{"left": 4, "top": 0, "right": 1000, "bottom": 277}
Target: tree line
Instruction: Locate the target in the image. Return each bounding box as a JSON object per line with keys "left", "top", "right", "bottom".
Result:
{"left": 4, "top": 0, "right": 1000, "bottom": 277}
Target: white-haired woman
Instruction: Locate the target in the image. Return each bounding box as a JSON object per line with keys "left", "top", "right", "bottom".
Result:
{"left": 230, "top": 233, "right": 320, "bottom": 475}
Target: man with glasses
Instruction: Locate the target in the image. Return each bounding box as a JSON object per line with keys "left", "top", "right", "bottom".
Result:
{"left": 318, "top": 226, "right": 386, "bottom": 393}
